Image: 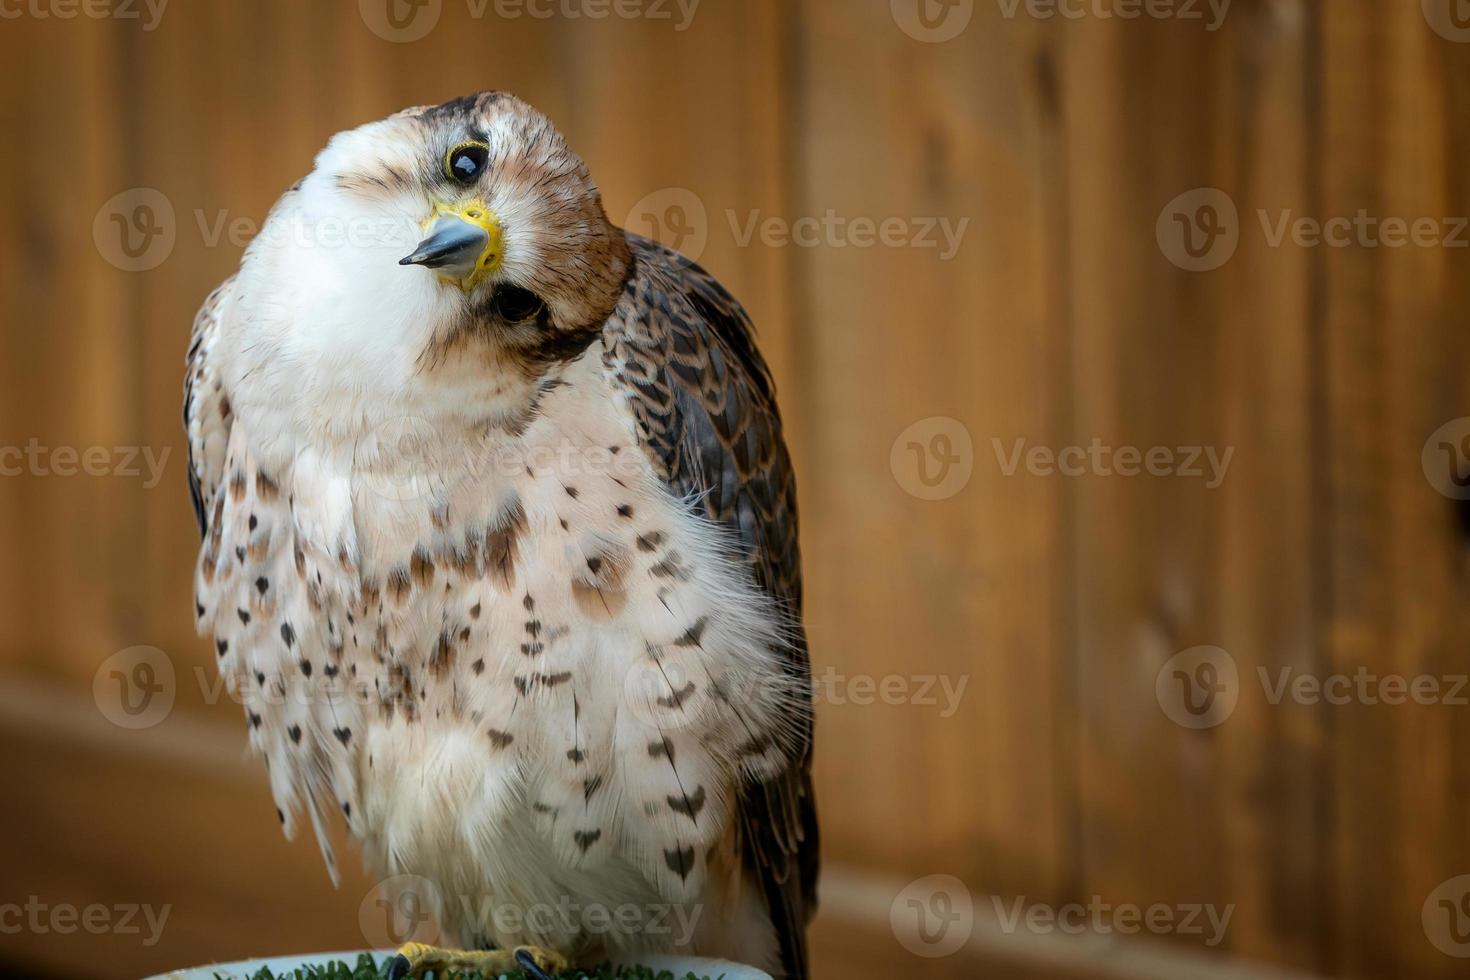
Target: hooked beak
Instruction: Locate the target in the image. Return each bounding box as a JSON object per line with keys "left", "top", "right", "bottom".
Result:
{"left": 399, "top": 202, "right": 503, "bottom": 291}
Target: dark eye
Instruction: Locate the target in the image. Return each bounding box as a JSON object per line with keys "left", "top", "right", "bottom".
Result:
{"left": 445, "top": 141, "right": 489, "bottom": 184}
{"left": 493, "top": 285, "right": 545, "bottom": 322}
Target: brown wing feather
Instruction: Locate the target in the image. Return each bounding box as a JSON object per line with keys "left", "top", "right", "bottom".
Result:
{"left": 603, "top": 234, "right": 818, "bottom": 979}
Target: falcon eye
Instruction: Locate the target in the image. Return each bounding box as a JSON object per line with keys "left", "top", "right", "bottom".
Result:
{"left": 492, "top": 285, "right": 545, "bottom": 322}
{"left": 445, "top": 141, "right": 490, "bottom": 184}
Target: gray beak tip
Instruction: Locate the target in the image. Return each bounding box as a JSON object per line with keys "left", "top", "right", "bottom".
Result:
{"left": 400, "top": 215, "right": 490, "bottom": 273}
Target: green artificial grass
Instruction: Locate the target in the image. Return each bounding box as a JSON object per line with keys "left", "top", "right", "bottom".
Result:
{"left": 237, "top": 952, "right": 720, "bottom": 980}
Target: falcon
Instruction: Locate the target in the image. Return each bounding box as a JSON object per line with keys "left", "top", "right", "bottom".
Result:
{"left": 184, "top": 92, "right": 818, "bottom": 979}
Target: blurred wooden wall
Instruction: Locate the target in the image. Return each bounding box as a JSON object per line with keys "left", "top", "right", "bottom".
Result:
{"left": 3, "top": 1, "right": 1470, "bottom": 978}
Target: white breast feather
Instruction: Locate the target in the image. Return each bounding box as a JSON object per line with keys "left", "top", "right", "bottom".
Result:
{"left": 193, "top": 290, "right": 798, "bottom": 963}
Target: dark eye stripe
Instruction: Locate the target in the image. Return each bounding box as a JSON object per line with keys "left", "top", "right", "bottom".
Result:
{"left": 492, "top": 285, "right": 546, "bottom": 322}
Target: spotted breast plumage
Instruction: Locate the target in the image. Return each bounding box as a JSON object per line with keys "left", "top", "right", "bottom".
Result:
{"left": 183, "top": 93, "right": 818, "bottom": 978}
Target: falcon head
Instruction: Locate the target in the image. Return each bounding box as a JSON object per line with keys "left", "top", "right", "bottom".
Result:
{"left": 229, "top": 92, "right": 631, "bottom": 443}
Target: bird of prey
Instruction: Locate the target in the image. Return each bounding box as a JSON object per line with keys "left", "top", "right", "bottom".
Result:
{"left": 184, "top": 92, "right": 817, "bottom": 979}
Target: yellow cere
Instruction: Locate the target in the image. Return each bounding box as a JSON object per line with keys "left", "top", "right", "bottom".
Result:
{"left": 429, "top": 199, "right": 504, "bottom": 291}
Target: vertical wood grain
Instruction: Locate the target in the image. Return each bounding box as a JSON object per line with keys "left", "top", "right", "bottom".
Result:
{"left": 0, "top": 16, "right": 141, "bottom": 682}
{"left": 793, "top": 0, "right": 1069, "bottom": 900}
{"left": 1054, "top": 0, "right": 1330, "bottom": 971}
{"left": 1059, "top": 0, "right": 1239, "bottom": 953}
{"left": 1319, "top": 2, "right": 1470, "bottom": 977}
{"left": 1209, "top": 3, "right": 1326, "bottom": 968}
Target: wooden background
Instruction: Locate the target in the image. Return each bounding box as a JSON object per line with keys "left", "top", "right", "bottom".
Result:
{"left": 2, "top": 1, "right": 1470, "bottom": 977}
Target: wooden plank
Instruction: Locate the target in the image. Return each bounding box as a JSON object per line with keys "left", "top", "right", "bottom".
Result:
{"left": 1058, "top": 1, "right": 1233, "bottom": 952}
{"left": 1318, "top": 2, "right": 1470, "bottom": 976}
{"left": 792, "top": 0, "right": 1068, "bottom": 900}
{"left": 1206, "top": 2, "right": 1327, "bottom": 969}
{"left": 0, "top": 15, "right": 143, "bottom": 681}
{"left": 1057, "top": 0, "right": 1328, "bottom": 970}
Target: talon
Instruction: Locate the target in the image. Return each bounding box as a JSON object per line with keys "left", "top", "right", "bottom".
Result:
{"left": 515, "top": 946, "right": 566, "bottom": 980}
{"left": 386, "top": 941, "right": 567, "bottom": 979}
{"left": 389, "top": 942, "right": 437, "bottom": 979}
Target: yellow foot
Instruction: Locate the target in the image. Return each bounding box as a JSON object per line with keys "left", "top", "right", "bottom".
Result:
{"left": 385, "top": 941, "right": 570, "bottom": 980}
